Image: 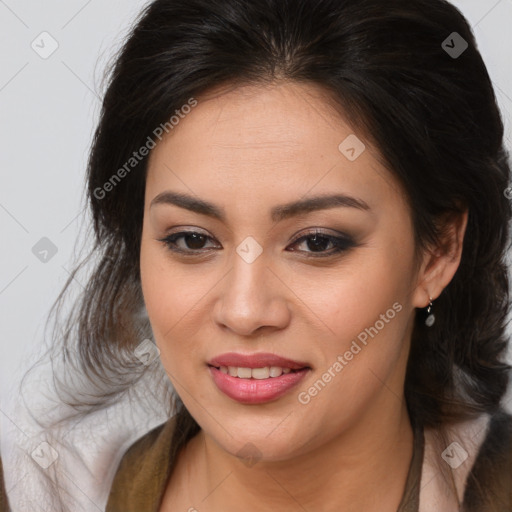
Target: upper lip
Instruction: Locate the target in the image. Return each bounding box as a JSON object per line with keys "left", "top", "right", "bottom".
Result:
{"left": 208, "top": 352, "right": 310, "bottom": 370}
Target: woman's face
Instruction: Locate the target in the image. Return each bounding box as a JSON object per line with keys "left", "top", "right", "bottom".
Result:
{"left": 140, "top": 81, "right": 428, "bottom": 461}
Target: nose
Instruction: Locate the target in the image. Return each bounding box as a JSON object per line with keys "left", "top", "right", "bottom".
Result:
{"left": 212, "top": 249, "right": 291, "bottom": 338}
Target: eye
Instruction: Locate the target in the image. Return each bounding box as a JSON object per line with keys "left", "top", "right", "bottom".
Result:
{"left": 287, "top": 230, "right": 356, "bottom": 258}
{"left": 158, "top": 230, "right": 219, "bottom": 254}
{"left": 157, "top": 229, "right": 356, "bottom": 258}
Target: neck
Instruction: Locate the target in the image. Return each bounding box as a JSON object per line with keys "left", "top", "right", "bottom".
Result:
{"left": 183, "top": 394, "right": 414, "bottom": 512}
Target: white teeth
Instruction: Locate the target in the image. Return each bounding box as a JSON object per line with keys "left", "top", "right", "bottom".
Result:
{"left": 252, "top": 367, "right": 270, "bottom": 379}
{"left": 220, "top": 366, "right": 297, "bottom": 379}
{"left": 237, "top": 367, "right": 252, "bottom": 379}
{"left": 269, "top": 366, "right": 283, "bottom": 378}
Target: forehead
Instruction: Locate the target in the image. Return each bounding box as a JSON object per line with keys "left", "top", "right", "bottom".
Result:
{"left": 145, "top": 81, "right": 406, "bottom": 217}
{"left": 150, "top": 81, "right": 357, "bottom": 165}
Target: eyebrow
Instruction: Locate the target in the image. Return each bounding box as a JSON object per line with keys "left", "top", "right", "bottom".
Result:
{"left": 150, "top": 191, "right": 371, "bottom": 223}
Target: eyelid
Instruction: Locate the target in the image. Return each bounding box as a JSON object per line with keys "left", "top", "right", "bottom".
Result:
{"left": 289, "top": 228, "right": 349, "bottom": 244}
{"left": 161, "top": 226, "right": 350, "bottom": 241}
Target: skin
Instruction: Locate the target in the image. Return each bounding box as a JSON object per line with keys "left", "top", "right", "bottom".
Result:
{"left": 139, "top": 80, "right": 468, "bottom": 511}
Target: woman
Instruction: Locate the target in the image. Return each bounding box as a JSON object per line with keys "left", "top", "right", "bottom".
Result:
{"left": 2, "top": 0, "right": 512, "bottom": 510}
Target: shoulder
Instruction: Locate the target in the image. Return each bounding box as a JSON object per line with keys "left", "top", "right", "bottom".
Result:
{"left": 420, "top": 408, "right": 512, "bottom": 511}
{"left": 106, "top": 416, "right": 177, "bottom": 512}
{"left": 462, "top": 408, "right": 512, "bottom": 511}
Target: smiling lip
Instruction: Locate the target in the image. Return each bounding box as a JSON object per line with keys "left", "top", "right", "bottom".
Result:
{"left": 208, "top": 352, "right": 309, "bottom": 369}
{"left": 207, "top": 352, "right": 311, "bottom": 404}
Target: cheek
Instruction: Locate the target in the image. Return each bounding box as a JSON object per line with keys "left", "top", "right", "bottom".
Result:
{"left": 294, "top": 270, "right": 411, "bottom": 431}
{"left": 308, "top": 249, "right": 411, "bottom": 346}
{"left": 139, "top": 238, "right": 220, "bottom": 379}
{"left": 299, "top": 242, "right": 414, "bottom": 407}
{"left": 139, "top": 242, "right": 193, "bottom": 367}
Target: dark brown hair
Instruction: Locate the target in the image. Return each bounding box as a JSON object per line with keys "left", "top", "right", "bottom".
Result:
{"left": 18, "top": 0, "right": 511, "bottom": 509}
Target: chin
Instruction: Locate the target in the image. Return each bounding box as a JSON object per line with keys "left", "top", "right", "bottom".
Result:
{"left": 204, "top": 419, "right": 306, "bottom": 463}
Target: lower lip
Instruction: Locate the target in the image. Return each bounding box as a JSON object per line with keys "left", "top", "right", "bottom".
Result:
{"left": 208, "top": 366, "right": 310, "bottom": 404}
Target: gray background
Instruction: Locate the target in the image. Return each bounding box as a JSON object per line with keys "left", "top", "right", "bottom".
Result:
{"left": 1, "top": 0, "right": 512, "bottom": 410}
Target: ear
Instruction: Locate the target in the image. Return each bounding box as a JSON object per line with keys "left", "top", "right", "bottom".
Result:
{"left": 411, "top": 207, "right": 469, "bottom": 309}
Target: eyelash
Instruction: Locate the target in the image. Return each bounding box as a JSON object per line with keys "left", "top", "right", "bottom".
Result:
{"left": 157, "top": 229, "right": 356, "bottom": 259}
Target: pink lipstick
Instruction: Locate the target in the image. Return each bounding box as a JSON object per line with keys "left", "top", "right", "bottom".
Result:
{"left": 207, "top": 352, "right": 310, "bottom": 404}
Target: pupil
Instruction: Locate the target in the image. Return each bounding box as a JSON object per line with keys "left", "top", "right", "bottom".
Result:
{"left": 307, "top": 235, "right": 329, "bottom": 252}
{"left": 186, "top": 233, "right": 206, "bottom": 249}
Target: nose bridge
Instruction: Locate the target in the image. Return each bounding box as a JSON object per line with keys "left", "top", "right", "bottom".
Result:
{"left": 227, "top": 239, "right": 271, "bottom": 306}
{"left": 214, "top": 239, "right": 288, "bottom": 335}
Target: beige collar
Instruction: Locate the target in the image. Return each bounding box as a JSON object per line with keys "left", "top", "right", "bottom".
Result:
{"left": 419, "top": 413, "right": 491, "bottom": 511}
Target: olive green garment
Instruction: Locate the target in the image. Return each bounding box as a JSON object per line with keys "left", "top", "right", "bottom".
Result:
{"left": 105, "top": 417, "right": 425, "bottom": 512}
